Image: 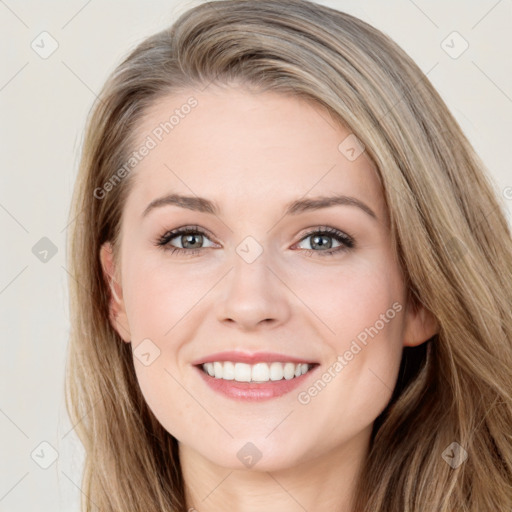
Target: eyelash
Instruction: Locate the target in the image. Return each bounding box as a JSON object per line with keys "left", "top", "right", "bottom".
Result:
{"left": 155, "top": 225, "right": 355, "bottom": 258}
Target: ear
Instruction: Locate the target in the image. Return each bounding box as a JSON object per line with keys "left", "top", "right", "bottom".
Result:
{"left": 402, "top": 299, "right": 439, "bottom": 347}
{"left": 99, "top": 242, "right": 131, "bottom": 343}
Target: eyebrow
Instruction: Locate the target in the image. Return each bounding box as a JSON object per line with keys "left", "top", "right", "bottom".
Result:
{"left": 141, "top": 193, "right": 377, "bottom": 220}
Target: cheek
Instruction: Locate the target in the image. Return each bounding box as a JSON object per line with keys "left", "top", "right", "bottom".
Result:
{"left": 132, "top": 360, "right": 210, "bottom": 452}
{"left": 122, "top": 253, "right": 213, "bottom": 342}
{"left": 288, "top": 252, "right": 404, "bottom": 345}
{"left": 120, "top": 255, "right": 218, "bottom": 428}
{"left": 291, "top": 256, "right": 405, "bottom": 420}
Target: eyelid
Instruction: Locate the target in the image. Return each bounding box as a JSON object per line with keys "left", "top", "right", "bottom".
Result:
{"left": 296, "top": 225, "right": 354, "bottom": 241}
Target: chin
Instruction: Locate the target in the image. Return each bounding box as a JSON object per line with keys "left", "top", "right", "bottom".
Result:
{"left": 197, "top": 438, "right": 312, "bottom": 472}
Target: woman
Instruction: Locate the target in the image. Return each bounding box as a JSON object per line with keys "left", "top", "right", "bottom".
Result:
{"left": 65, "top": 0, "right": 512, "bottom": 510}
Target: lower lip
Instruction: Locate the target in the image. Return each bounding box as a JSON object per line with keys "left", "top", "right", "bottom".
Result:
{"left": 194, "top": 365, "right": 318, "bottom": 401}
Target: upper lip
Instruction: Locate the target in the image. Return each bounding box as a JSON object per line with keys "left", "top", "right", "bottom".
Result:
{"left": 192, "top": 351, "right": 318, "bottom": 366}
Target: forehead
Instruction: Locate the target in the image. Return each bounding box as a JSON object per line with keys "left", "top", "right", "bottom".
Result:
{"left": 124, "top": 86, "right": 386, "bottom": 222}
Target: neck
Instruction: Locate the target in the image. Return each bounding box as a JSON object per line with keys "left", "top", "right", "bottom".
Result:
{"left": 180, "top": 427, "right": 370, "bottom": 512}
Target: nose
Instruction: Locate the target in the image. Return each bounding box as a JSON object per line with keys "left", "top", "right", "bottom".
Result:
{"left": 215, "top": 247, "right": 291, "bottom": 331}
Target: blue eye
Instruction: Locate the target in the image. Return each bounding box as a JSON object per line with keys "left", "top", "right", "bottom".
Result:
{"left": 155, "top": 225, "right": 355, "bottom": 257}
{"left": 296, "top": 227, "right": 355, "bottom": 256}
{"left": 156, "top": 225, "right": 215, "bottom": 256}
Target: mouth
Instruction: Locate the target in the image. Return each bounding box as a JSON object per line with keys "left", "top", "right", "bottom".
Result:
{"left": 197, "top": 361, "right": 318, "bottom": 383}
{"left": 192, "top": 352, "right": 320, "bottom": 401}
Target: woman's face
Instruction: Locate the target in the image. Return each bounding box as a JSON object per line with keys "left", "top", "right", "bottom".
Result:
{"left": 101, "top": 85, "right": 436, "bottom": 471}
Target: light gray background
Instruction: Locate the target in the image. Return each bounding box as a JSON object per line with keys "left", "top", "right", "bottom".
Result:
{"left": 1, "top": 1, "right": 511, "bottom": 510}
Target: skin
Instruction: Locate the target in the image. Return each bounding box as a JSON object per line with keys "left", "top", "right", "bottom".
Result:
{"left": 100, "top": 84, "right": 438, "bottom": 512}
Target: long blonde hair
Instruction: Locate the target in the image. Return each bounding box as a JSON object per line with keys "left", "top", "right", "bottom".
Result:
{"left": 65, "top": 1, "right": 512, "bottom": 510}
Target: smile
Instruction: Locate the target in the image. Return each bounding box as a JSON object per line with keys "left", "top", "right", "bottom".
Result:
{"left": 201, "top": 361, "right": 315, "bottom": 382}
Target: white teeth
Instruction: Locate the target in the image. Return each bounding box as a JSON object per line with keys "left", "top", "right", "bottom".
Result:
{"left": 269, "top": 362, "right": 283, "bottom": 381}
{"left": 252, "top": 362, "right": 269, "bottom": 382}
{"left": 201, "top": 361, "right": 313, "bottom": 382}
{"left": 205, "top": 363, "right": 215, "bottom": 377}
{"left": 234, "top": 362, "right": 251, "bottom": 382}
{"left": 223, "top": 361, "right": 235, "bottom": 380}
{"left": 283, "top": 362, "right": 296, "bottom": 380}
{"left": 213, "top": 361, "right": 223, "bottom": 379}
